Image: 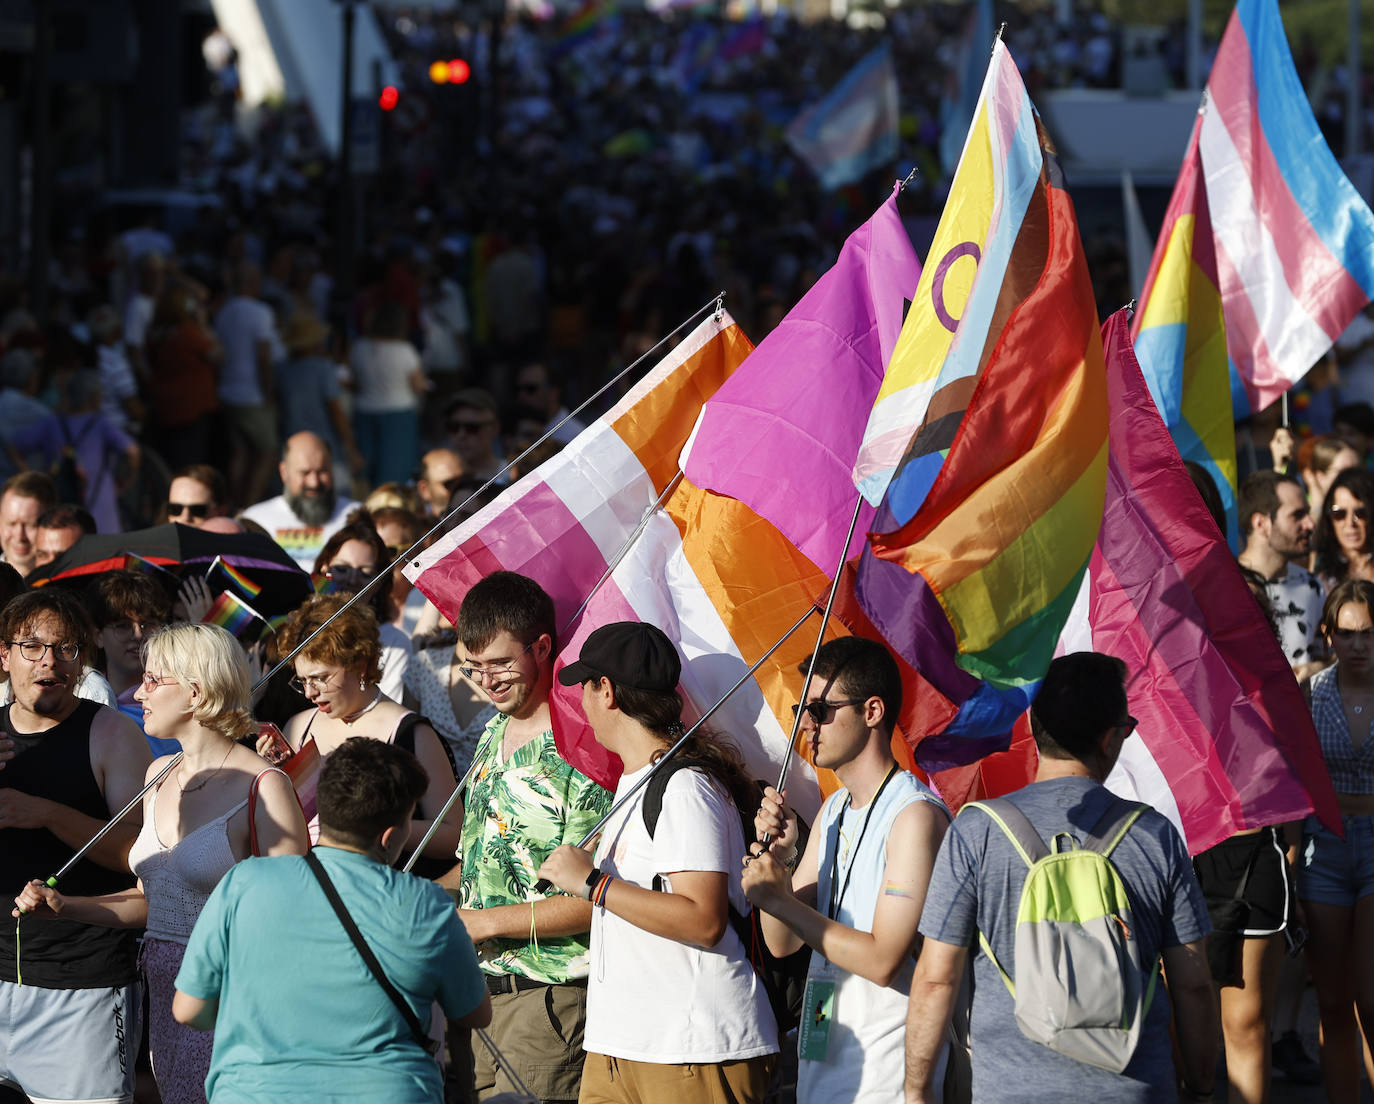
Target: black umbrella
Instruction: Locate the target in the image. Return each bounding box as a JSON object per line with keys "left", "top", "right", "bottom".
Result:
{"left": 27, "top": 523, "right": 313, "bottom": 620}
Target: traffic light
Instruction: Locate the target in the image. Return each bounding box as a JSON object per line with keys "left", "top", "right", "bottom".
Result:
{"left": 378, "top": 85, "right": 399, "bottom": 111}
{"left": 428, "top": 58, "right": 471, "bottom": 85}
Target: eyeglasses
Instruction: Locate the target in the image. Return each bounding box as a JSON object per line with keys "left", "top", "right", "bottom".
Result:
{"left": 457, "top": 642, "right": 534, "bottom": 683}
{"left": 167, "top": 501, "right": 210, "bottom": 519}
{"left": 1331, "top": 506, "right": 1370, "bottom": 522}
{"left": 109, "top": 619, "right": 156, "bottom": 638}
{"left": 7, "top": 640, "right": 80, "bottom": 663}
{"left": 1117, "top": 715, "right": 1139, "bottom": 737}
{"left": 447, "top": 419, "right": 492, "bottom": 434}
{"left": 290, "top": 671, "right": 341, "bottom": 696}
{"left": 791, "top": 698, "right": 865, "bottom": 725}
{"left": 1333, "top": 628, "right": 1374, "bottom": 642}
{"left": 140, "top": 671, "right": 179, "bottom": 691}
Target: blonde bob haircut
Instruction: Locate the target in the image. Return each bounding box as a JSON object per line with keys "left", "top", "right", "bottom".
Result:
{"left": 142, "top": 623, "right": 256, "bottom": 741}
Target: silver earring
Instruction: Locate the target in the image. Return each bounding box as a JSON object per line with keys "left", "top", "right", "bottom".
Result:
{"left": 359, "top": 677, "right": 367, "bottom": 691}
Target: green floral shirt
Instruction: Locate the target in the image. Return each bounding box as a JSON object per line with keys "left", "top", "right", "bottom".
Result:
{"left": 457, "top": 712, "right": 612, "bottom": 983}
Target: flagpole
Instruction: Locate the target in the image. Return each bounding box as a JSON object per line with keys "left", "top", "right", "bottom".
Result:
{"left": 19, "top": 754, "right": 183, "bottom": 911}
{"left": 760, "top": 491, "right": 866, "bottom": 846}
{"left": 528, "top": 604, "right": 817, "bottom": 892}
{"left": 400, "top": 728, "right": 498, "bottom": 875}
{"left": 253, "top": 292, "right": 727, "bottom": 693}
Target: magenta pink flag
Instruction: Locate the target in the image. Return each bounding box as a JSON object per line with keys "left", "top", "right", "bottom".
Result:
{"left": 681, "top": 181, "right": 920, "bottom": 574}
{"left": 1092, "top": 309, "right": 1339, "bottom": 853}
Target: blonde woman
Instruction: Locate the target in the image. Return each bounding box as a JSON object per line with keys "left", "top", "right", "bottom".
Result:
{"left": 14, "top": 623, "right": 309, "bottom": 1104}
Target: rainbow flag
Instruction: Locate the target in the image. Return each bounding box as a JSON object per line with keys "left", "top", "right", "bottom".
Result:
{"left": 853, "top": 40, "right": 1109, "bottom": 767}
{"left": 203, "top": 590, "right": 269, "bottom": 640}
{"left": 1133, "top": 0, "right": 1374, "bottom": 531}
{"left": 209, "top": 556, "right": 262, "bottom": 600}
{"left": 124, "top": 552, "right": 176, "bottom": 579}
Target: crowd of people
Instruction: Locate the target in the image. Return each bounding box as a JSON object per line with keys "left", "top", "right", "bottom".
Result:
{"left": 0, "top": 2, "right": 1371, "bottom": 1103}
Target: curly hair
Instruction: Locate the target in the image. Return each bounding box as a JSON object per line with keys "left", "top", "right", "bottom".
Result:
{"left": 275, "top": 594, "right": 383, "bottom": 687}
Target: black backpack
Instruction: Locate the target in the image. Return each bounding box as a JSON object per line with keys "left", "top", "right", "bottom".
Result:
{"left": 642, "top": 757, "right": 811, "bottom": 1043}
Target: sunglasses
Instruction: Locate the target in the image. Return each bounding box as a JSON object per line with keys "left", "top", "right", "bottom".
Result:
{"left": 791, "top": 698, "right": 865, "bottom": 725}
{"left": 1118, "top": 715, "right": 1139, "bottom": 737}
{"left": 1331, "top": 506, "right": 1370, "bottom": 522}
{"left": 1333, "top": 628, "right": 1374, "bottom": 642}
{"left": 167, "top": 501, "right": 210, "bottom": 518}
{"left": 447, "top": 419, "right": 492, "bottom": 434}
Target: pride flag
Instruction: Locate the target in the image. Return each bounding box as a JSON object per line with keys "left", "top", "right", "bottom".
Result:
{"left": 854, "top": 41, "right": 1109, "bottom": 767}
{"left": 209, "top": 556, "right": 262, "bottom": 600}
{"left": 937, "top": 0, "right": 994, "bottom": 178}
{"left": 409, "top": 313, "right": 854, "bottom": 820}
{"left": 785, "top": 42, "right": 899, "bottom": 192}
{"left": 203, "top": 590, "right": 269, "bottom": 640}
{"left": 682, "top": 181, "right": 920, "bottom": 575}
{"left": 1133, "top": 0, "right": 1374, "bottom": 526}
{"left": 1080, "top": 310, "right": 1339, "bottom": 852}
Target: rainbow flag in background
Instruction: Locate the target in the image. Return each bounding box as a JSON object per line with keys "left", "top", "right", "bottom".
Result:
{"left": 854, "top": 40, "right": 1109, "bottom": 768}
{"left": 204, "top": 590, "right": 269, "bottom": 640}
{"left": 124, "top": 553, "right": 176, "bottom": 579}
{"left": 209, "top": 556, "right": 262, "bottom": 600}
{"left": 1133, "top": 0, "right": 1374, "bottom": 532}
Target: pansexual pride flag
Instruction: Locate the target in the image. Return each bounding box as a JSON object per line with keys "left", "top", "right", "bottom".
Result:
{"left": 1080, "top": 311, "right": 1339, "bottom": 853}
{"left": 853, "top": 41, "right": 1108, "bottom": 767}
{"left": 1133, "top": 0, "right": 1374, "bottom": 528}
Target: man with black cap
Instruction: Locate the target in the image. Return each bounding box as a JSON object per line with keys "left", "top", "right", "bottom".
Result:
{"left": 451, "top": 571, "right": 611, "bottom": 1103}
{"left": 540, "top": 621, "right": 779, "bottom": 1104}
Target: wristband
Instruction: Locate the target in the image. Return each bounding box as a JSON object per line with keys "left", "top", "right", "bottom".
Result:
{"left": 581, "top": 867, "right": 603, "bottom": 901}
{"left": 594, "top": 874, "right": 613, "bottom": 907}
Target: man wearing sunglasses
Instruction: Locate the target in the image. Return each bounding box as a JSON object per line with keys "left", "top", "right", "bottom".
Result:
{"left": 741, "top": 636, "right": 949, "bottom": 1104}
{"left": 447, "top": 571, "right": 610, "bottom": 1104}
{"left": 906, "top": 652, "right": 1217, "bottom": 1104}
{"left": 442, "top": 389, "right": 507, "bottom": 486}
{"left": 0, "top": 588, "right": 151, "bottom": 1104}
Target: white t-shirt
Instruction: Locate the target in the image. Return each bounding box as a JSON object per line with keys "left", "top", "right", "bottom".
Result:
{"left": 214, "top": 296, "right": 283, "bottom": 406}
{"left": 585, "top": 763, "right": 777, "bottom": 1064}
{"left": 350, "top": 338, "right": 422, "bottom": 413}
{"left": 239, "top": 494, "right": 358, "bottom": 571}
{"left": 378, "top": 621, "right": 411, "bottom": 707}
{"left": 123, "top": 294, "right": 156, "bottom": 351}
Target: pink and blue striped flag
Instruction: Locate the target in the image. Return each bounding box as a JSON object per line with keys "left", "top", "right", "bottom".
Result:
{"left": 681, "top": 181, "right": 921, "bottom": 575}
{"left": 785, "top": 42, "right": 899, "bottom": 192}
{"left": 1133, "top": 0, "right": 1374, "bottom": 533}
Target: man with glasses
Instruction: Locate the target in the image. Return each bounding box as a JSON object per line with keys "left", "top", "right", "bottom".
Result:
{"left": 449, "top": 570, "right": 611, "bottom": 1102}
{"left": 514, "top": 362, "right": 584, "bottom": 446}
{"left": 741, "top": 636, "right": 948, "bottom": 1104}
{"left": 0, "top": 588, "right": 151, "bottom": 1104}
{"left": 165, "top": 463, "right": 229, "bottom": 528}
{"left": 905, "top": 652, "right": 1218, "bottom": 1104}
{"left": 443, "top": 389, "right": 507, "bottom": 486}
{"left": 89, "top": 571, "right": 173, "bottom": 754}
{"left": 415, "top": 447, "right": 467, "bottom": 519}
{"left": 240, "top": 432, "right": 358, "bottom": 571}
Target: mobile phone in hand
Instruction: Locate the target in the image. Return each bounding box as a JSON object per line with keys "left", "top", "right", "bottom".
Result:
{"left": 258, "top": 722, "right": 293, "bottom": 766}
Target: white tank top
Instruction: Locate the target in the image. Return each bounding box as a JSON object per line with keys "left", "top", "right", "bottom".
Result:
{"left": 128, "top": 769, "right": 283, "bottom": 943}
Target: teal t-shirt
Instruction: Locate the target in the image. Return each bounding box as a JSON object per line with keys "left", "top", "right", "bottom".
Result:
{"left": 176, "top": 847, "right": 486, "bottom": 1104}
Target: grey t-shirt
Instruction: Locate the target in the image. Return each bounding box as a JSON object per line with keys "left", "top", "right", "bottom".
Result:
{"left": 919, "top": 776, "right": 1209, "bottom": 1103}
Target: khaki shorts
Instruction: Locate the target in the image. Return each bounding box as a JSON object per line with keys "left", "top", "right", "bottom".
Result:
{"left": 578, "top": 1052, "right": 777, "bottom": 1104}
{"left": 473, "top": 981, "right": 589, "bottom": 1103}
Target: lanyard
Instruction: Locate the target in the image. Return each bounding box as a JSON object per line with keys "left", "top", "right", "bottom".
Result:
{"left": 826, "top": 765, "right": 897, "bottom": 921}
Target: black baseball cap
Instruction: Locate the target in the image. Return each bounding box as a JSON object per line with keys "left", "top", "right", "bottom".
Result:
{"left": 557, "top": 621, "right": 682, "bottom": 692}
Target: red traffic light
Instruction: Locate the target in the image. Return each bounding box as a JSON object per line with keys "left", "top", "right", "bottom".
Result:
{"left": 379, "top": 85, "right": 399, "bottom": 111}
{"left": 447, "top": 58, "right": 470, "bottom": 84}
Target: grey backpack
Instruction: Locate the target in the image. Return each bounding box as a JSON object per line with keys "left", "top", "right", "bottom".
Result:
{"left": 966, "top": 797, "right": 1160, "bottom": 1073}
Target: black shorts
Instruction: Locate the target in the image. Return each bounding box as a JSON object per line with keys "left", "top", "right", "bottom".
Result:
{"left": 1193, "top": 825, "right": 1291, "bottom": 936}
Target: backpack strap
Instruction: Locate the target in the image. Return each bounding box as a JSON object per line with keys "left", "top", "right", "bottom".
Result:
{"left": 641, "top": 757, "right": 708, "bottom": 840}
{"left": 966, "top": 799, "right": 1051, "bottom": 868}
{"left": 1078, "top": 799, "right": 1148, "bottom": 859}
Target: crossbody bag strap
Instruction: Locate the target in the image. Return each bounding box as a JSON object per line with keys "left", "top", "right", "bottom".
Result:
{"left": 303, "top": 851, "right": 439, "bottom": 1056}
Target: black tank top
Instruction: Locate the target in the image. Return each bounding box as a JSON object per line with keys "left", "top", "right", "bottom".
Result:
{"left": 0, "top": 699, "right": 139, "bottom": 988}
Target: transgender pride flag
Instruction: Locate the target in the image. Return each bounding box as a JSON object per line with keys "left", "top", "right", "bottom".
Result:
{"left": 785, "top": 42, "right": 899, "bottom": 192}
{"left": 1133, "top": 0, "right": 1374, "bottom": 531}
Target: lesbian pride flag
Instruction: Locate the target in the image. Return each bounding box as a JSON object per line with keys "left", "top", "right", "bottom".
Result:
{"left": 1133, "top": 0, "right": 1374, "bottom": 531}
{"left": 409, "top": 313, "right": 859, "bottom": 819}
